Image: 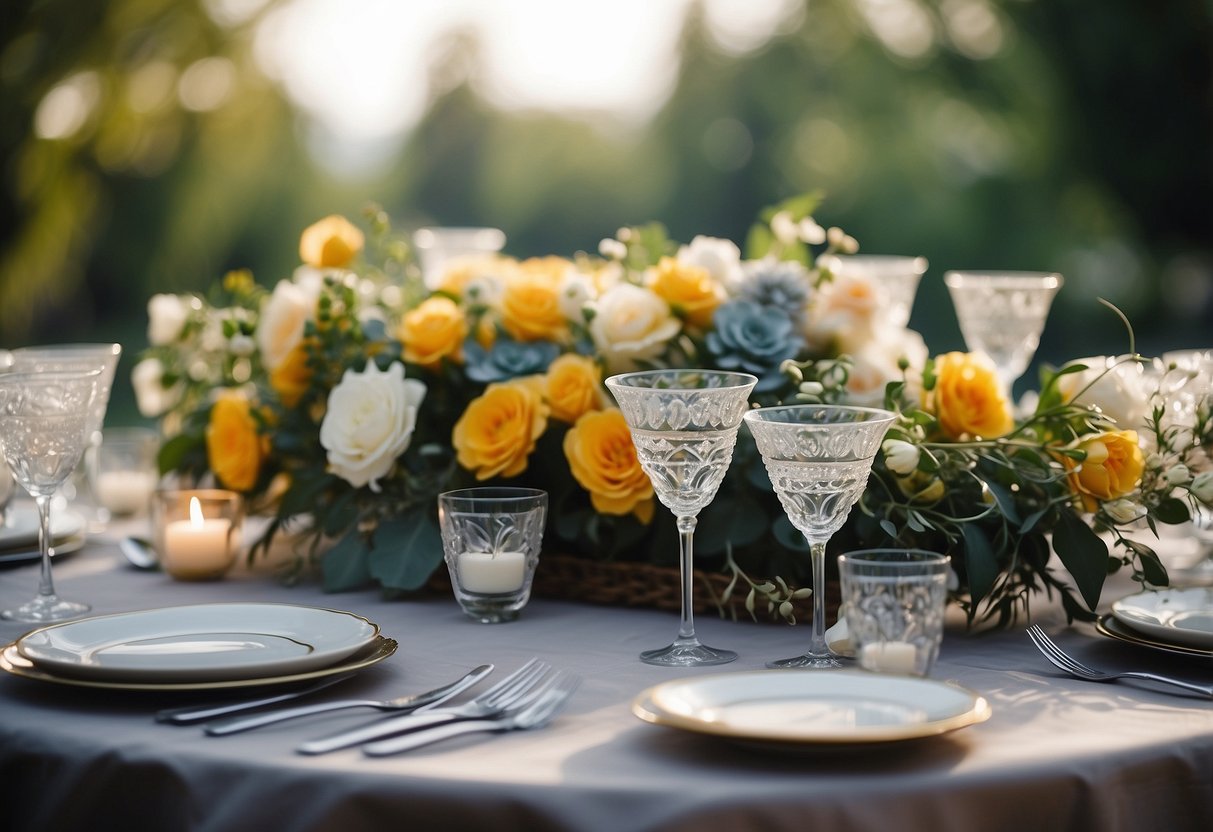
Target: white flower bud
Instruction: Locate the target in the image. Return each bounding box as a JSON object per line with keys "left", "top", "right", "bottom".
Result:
{"left": 1164, "top": 464, "right": 1191, "bottom": 486}
{"left": 1192, "top": 471, "right": 1213, "bottom": 504}
{"left": 827, "top": 226, "right": 847, "bottom": 248}
{"left": 1104, "top": 498, "right": 1147, "bottom": 525}
{"left": 770, "top": 211, "right": 799, "bottom": 245}
{"left": 799, "top": 381, "right": 824, "bottom": 397}
{"left": 598, "top": 238, "right": 627, "bottom": 260}
{"left": 882, "top": 439, "right": 920, "bottom": 476}
{"left": 229, "top": 334, "right": 256, "bottom": 357}
{"left": 798, "top": 217, "right": 827, "bottom": 245}
{"left": 841, "top": 235, "right": 860, "bottom": 254}
{"left": 1145, "top": 453, "right": 1165, "bottom": 470}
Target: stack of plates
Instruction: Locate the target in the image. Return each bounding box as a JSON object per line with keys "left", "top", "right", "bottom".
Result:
{"left": 1097, "top": 588, "right": 1213, "bottom": 659}
{"left": 0, "top": 603, "right": 396, "bottom": 691}
{"left": 0, "top": 508, "right": 86, "bottom": 567}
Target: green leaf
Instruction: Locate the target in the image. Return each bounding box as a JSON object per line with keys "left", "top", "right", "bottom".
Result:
{"left": 961, "top": 524, "right": 998, "bottom": 603}
{"left": 322, "top": 490, "right": 359, "bottom": 538}
{"left": 744, "top": 223, "right": 774, "bottom": 261}
{"left": 1020, "top": 508, "right": 1048, "bottom": 535}
{"left": 1123, "top": 539, "right": 1169, "bottom": 586}
{"left": 321, "top": 531, "right": 371, "bottom": 591}
{"left": 157, "top": 433, "right": 202, "bottom": 475}
{"left": 368, "top": 508, "right": 445, "bottom": 591}
{"left": 697, "top": 492, "right": 768, "bottom": 556}
{"left": 1154, "top": 497, "right": 1190, "bottom": 525}
{"left": 981, "top": 479, "right": 1022, "bottom": 525}
{"left": 1052, "top": 508, "right": 1109, "bottom": 611}
{"left": 878, "top": 518, "right": 898, "bottom": 539}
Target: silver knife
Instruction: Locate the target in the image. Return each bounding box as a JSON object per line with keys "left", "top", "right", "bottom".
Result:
{"left": 156, "top": 674, "right": 357, "bottom": 724}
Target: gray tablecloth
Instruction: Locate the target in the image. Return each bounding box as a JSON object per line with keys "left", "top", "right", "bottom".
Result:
{"left": 1, "top": 534, "right": 1211, "bottom": 832}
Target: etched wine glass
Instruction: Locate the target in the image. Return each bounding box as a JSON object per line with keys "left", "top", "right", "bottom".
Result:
{"left": 744, "top": 405, "right": 896, "bottom": 669}
{"left": 0, "top": 369, "right": 102, "bottom": 622}
{"left": 944, "top": 271, "right": 1062, "bottom": 392}
{"left": 605, "top": 369, "right": 757, "bottom": 666}
{"left": 821, "top": 254, "right": 928, "bottom": 328}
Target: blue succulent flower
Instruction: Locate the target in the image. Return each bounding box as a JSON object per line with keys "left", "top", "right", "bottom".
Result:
{"left": 464, "top": 336, "right": 561, "bottom": 383}
{"left": 706, "top": 299, "right": 804, "bottom": 392}
{"left": 734, "top": 259, "right": 812, "bottom": 326}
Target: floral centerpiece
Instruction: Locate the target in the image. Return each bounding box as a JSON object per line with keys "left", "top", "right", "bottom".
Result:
{"left": 134, "top": 197, "right": 1213, "bottom": 627}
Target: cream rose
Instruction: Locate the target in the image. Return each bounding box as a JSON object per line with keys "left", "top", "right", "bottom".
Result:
{"left": 804, "top": 271, "right": 883, "bottom": 353}
{"left": 147, "top": 294, "right": 189, "bottom": 346}
{"left": 319, "top": 362, "right": 426, "bottom": 492}
{"left": 1057, "top": 356, "right": 1150, "bottom": 430}
{"left": 677, "top": 235, "right": 743, "bottom": 290}
{"left": 258, "top": 279, "right": 318, "bottom": 372}
{"left": 589, "top": 283, "right": 681, "bottom": 372}
{"left": 131, "top": 357, "right": 181, "bottom": 417}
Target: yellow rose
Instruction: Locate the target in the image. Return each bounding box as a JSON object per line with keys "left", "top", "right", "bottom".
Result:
{"left": 453, "top": 378, "right": 549, "bottom": 479}
{"left": 206, "top": 393, "right": 265, "bottom": 492}
{"left": 647, "top": 256, "right": 722, "bottom": 328}
{"left": 1064, "top": 430, "right": 1144, "bottom": 512}
{"left": 269, "top": 342, "right": 312, "bottom": 408}
{"left": 500, "top": 259, "right": 568, "bottom": 342}
{"left": 398, "top": 297, "right": 468, "bottom": 368}
{"left": 563, "top": 409, "right": 655, "bottom": 523}
{"left": 544, "top": 354, "right": 603, "bottom": 423}
{"left": 299, "top": 215, "right": 364, "bottom": 269}
{"left": 927, "top": 351, "right": 1014, "bottom": 440}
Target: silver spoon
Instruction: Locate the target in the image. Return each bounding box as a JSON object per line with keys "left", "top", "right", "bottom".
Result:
{"left": 119, "top": 536, "right": 158, "bottom": 570}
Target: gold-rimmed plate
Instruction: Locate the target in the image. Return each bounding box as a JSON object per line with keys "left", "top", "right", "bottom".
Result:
{"left": 0, "top": 635, "right": 397, "bottom": 691}
{"left": 0, "top": 533, "right": 86, "bottom": 567}
{"left": 632, "top": 670, "right": 991, "bottom": 750}
{"left": 1096, "top": 614, "right": 1213, "bottom": 659}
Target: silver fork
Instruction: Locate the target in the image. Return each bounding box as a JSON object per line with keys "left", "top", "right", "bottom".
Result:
{"left": 296, "top": 658, "right": 551, "bottom": 755}
{"left": 204, "top": 664, "right": 495, "bottom": 736}
{"left": 1026, "top": 625, "right": 1213, "bottom": 698}
{"left": 362, "top": 671, "right": 580, "bottom": 756}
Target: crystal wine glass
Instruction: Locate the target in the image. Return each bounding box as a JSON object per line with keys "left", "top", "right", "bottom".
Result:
{"left": 821, "top": 254, "right": 928, "bottom": 328}
{"left": 944, "top": 271, "right": 1062, "bottom": 392}
{"left": 744, "top": 405, "right": 895, "bottom": 669}
{"left": 0, "top": 369, "right": 102, "bottom": 622}
{"left": 605, "top": 369, "right": 757, "bottom": 666}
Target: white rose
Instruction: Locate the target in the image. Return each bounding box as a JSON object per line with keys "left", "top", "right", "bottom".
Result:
{"left": 319, "top": 361, "right": 426, "bottom": 492}
{"left": 882, "top": 439, "right": 920, "bottom": 476}
{"left": 843, "top": 330, "right": 927, "bottom": 407}
{"left": 131, "top": 357, "right": 181, "bottom": 417}
{"left": 589, "top": 283, "right": 681, "bottom": 373}
{"left": 1165, "top": 463, "right": 1192, "bottom": 486}
{"left": 677, "top": 235, "right": 743, "bottom": 290}
{"left": 1104, "top": 498, "right": 1147, "bottom": 525}
{"left": 558, "top": 272, "right": 595, "bottom": 322}
{"left": 147, "top": 294, "right": 189, "bottom": 346}
{"left": 257, "top": 279, "right": 318, "bottom": 371}
{"left": 1057, "top": 356, "right": 1150, "bottom": 430}
{"left": 1192, "top": 471, "right": 1213, "bottom": 504}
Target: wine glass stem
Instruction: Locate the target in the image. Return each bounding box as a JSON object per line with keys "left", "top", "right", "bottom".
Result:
{"left": 34, "top": 494, "right": 57, "bottom": 601}
{"left": 808, "top": 540, "right": 830, "bottom": 658}
{"left": 676, "top": 515, "right": 698, "bottom": 642}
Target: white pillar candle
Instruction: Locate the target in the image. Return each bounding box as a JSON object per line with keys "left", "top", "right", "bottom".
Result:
{"left": 162, "top": 497, "right": 233, "bottom": 580}
{"left": 860, "top": 641, "right": 919, "bottom": 674}
{"left": 96, "top": 470, "right": 157, "bottom": 516}
{"left": 458, "top": 551, "right": 527, "bottom": 594}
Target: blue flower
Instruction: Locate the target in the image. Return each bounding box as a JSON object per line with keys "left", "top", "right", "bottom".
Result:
{"left": 706, "top": 299, "right": 804, "bottom": 392}
{"left": 734, "top": 259, "right": 812, "bottom": 326}
{"left": 464, "top": 336, "right": 560, "bottom": 383}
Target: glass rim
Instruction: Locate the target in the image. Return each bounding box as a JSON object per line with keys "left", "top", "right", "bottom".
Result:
{"left": 11, "top": 343, "right": 121, "bottom": 356}
{"left": 0, "top": 367, "right": 104, "bottom": 385}
{"left": 838, "top": 548, "right": 950, "bottom": 568}
{"left": 154, "top": 487, "right": 242, "bottom": 503}
{"left": 439, "top": 486, "right": 548, "bottom": 504}
{"left": 944, "top": 270, "right": 1062, "bottom": 289}
{"left": 604, "top": 369, "right": 758, "bottom": 391}
{"left": 742, "top": 404, "right": 896, "bottom": 424}
{"left": 823, "top": 254, "right": 928, "bottom": 274}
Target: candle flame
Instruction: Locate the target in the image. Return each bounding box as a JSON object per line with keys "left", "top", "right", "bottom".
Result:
{"left": 189, "top": 496, "right": 204, "bottom": 527}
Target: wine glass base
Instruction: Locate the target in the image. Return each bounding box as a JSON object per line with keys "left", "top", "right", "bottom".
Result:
{"left": 766, "top": 653, "right": 843, "bottom": 670}
{"left": 640, "top": 641, "right": 738, "bottom": 667}
{"left": 2, "top": 595, "right": 90, "bottom": 623}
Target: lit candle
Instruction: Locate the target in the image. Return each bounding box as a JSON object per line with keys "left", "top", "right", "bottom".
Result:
{"left": 96, "top": 470, "right": 157, "bottom": 516}
{"left": 860, "top": 641, "right": 920, "bottom": 674}
{"left": 162, "top": 496, "right": 234, "bottom": 580}
{"left": 457, "top": 551, "right": 526, "bottom": 594}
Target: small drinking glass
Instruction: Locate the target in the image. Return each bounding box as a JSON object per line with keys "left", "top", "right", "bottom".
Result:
{"left": 153, "top": 489, "right": 244, "bottom": 581}
{"left": 90, "top": 427, "right": 160, "bottom": 520}
{"left": 414, "top": 227, "right": 506, "bottom": 289}
{"left": 944, "top": 271, "right": 1062, "bottom": 392}
{"left": 821, "top": 254, "right": 928, "bottom": 328}
{"left": 439, "top": 487, "right": 547, "bottom": 624}
{"left": 839, "top": 549, "right": 950, "bottom": 676}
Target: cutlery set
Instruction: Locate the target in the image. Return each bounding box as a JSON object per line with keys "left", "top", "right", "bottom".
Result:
{"left": 160, "top": 658, "right": 579, "bottom": 757}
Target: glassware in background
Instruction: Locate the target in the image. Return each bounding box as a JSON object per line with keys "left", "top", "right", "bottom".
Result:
{"left": 944, "top": 271, "right": 1062, "bottom": 392}
{"left": 0, "top": 369, "right": 101, "bottom": 622}
{"left": 820, "top": 254, "right": 928, "bottom": 328}
{"left": 0, "top": 462, "right": 13, "bottom": 527}
{"left": 89, "top": 427, "right": 160, "bottom": 521}
{"left": 152, "top": 489, "right": 244, "bottom": 581}
{"left": 1159, "top": 349, "right": 1213, "bottom": 585}
{"left": 413, "top": 227, "right": 506, "bottom": 289}
{"left": 744, "top": 404, "right": 896, "bottom": 669}
{"left": 438, "top": 487, "right": 548, "bottom": 624}
{"left": 606, "top": 369, "right": 758, "bottom": 666}
{"left": 4, "top": 343, "right": 122, "bottom": 532}
{"left": 839, "top": 549, "right": 950, "bottom": 676}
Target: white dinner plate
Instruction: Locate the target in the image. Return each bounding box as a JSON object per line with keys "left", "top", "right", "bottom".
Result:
{"left": 0, "top": 533, "right": 86, "bottom": 567}
{"left": 0, "top": 637, "right": 397, "bottom": 691}
{"left": 632, "top": 670, "right": 991, "bottom": 749}
{"left": 0, "top": 508, "right": 85, "bottom": 551}
{"left": 1096, "top": 614, "right": 1213, "bottom": 660}
{"left": 16, "top": 603, "right": 380, "bottom": 682}
{"left": 1111, "top": 588, "right": 1213, "bottom": 650}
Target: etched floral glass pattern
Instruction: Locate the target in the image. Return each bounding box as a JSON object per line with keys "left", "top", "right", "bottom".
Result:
{"left": 606, "top": 369, "right": 757, "bottom": 666}
{"left": 839, "top": 550, "right": 950, "bottom": 677}
{"left": 944, "top": 271, "right": 1062, "bottom": 390}
{"left": 744, "top": 405, "right": 895, "bottom": 669}
{"left": 0, "top": 369, "right": 101, "bottom": 622}
{"left": 438, "top": 487, "right": 547, "bottom": 624}
{"left": 824, "top": 254, "right": 928, "bottom": 329}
